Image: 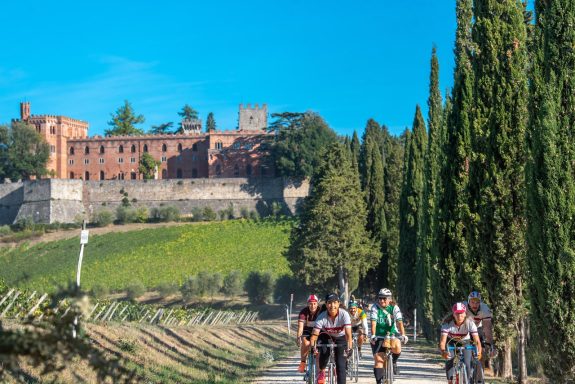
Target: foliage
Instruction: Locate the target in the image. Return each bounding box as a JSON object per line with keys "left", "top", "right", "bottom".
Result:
{"left": 92, "top": 210, "right": 114, "bottom": 227}
{"left": 134, "top": 207, "right": 149, "bottom": 223}
{"left": 150, "top": 205, "right": 180, "bottom": 222}
{"left": 116, "top": 206, "right": 138, "bottom": 224}
{"left": 149, "top": 122, "right": 173, "bottom": 135}
{"left": 222, "top": 270, "right": 244, "bottom": 298}
{"left": 138, "top": 152, "right": 160, "bottom": 180}
{"left": 177, "top": 104, "right": 199, "bottom": 120}
{"left": 206, "top": 112, "right": 216, "bottom": 132}
{"left": 91, "top": 283, "right": 110, "bottom": 298}
{"left": 126, "top": 281, "right": 146, "bottom": 300}
{"left": 245, "top": 271, "right": 275, "bottom": 304}
{"left": 105, "top": 100, "right": 145, "bottom": 136}
{"left": 202, "top": 206, "right": 217, "bottom": 221}
{"left": 286, "top": 142, "right": 377, "bottom": 303}
{"left": 0, "top": 121, "right": 50, "bottom": 181}
{"left": 156, "top": 282, "right": 179, "bottom": 298}
{"left": 269, "top": 111, "right": 338, "bottom": 178}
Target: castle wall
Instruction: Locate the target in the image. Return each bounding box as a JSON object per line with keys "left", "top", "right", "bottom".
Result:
{"left": 0, "top": 182, "right": 24, "bottom": 225}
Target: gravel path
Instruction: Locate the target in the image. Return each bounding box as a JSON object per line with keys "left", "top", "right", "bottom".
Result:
{"left": 251, "top": 342, "right": 446, "bottom": 383}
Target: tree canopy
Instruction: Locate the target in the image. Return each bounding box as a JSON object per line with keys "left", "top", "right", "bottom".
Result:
{"left": 0, "top": 122, "right": 50, "bottom": 181}
{"left": 105, "top": 100, "right": 145, "bottom": 136}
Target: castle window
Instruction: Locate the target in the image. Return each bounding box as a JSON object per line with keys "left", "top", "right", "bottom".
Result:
{"left": 246, "top": 164, "right": 252, "bottom": 176}
{"left": 50, "top": 145, "right": 56, "bottom": 154}
{"left": 177, "top": 143, "right": 182, "bottom": 152}
{"left": 118, "top": 158, "right": 124, "bottom": 163}
{"left": 119, "top": 173, "right": 125, "bottom": 180}
{"left": 70, "top": 172, "right": 75, "bottom": 179}
{"left": 143, "top": 144, "right": 148, "bottom": 153}
{"left": 100, "top": 171, "right": 105, "bottom": 180}
{"left": 161, "top": 156, "right": 167, "bottom": 162}
{"left": 85, "top": 146, "right": 90, "bottom": 155}
{"left": 130, "top": 157, "right": 136, "bottom": 163}
{"left": 215, "top": 141, "right": 223, "bottom": 150}
{"left": 131, "top": 172, "right": 137, "bottom": 180}
{"left": 69, "top": 159, "right": 74, "bottom": 165}
{"left": 176, "top": 169, "right": 183, "bottom": 179}
{"left": 131, "top": 145, "right": 136, "bottom": 153}
{"left": 85, "top": 171, "right": 90, "bottom": 181}
{"left": 234, "top": 164, "right": 240, "bottom": 176}
{"left": 192, "top": 143, "right": 198, "bottom": 151}
{"left": 215, "top": 164, "right": 222, "bottom": 175}
{"left": 69, "top": 147, "right": 75, "bottom": 155}
{"left": 192, "top": 168, "right": 198, "bottom": 178}
{"left": 162, "top": 169, "right": 167, "bottom": 179}
{"left": 162, "top": 143, "right": 167, "bottom": 152}
{"left": 99, "top": 145, "right": 105, "bottom": 154}
{"left": 99, "top": 158, "right": 105, "bottom": 164}
{"left": 119, "top": 145, "right": 124, "bottom": 153}
{"left": 84, "top": 159, "right": 90, "bottom": 165}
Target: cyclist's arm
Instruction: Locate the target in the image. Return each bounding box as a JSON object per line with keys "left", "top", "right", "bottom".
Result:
{"left": 371, "top": 319, "right": 377, "bottom": 337}
{"left": 361, "top": 315, "right": 368, "bottom": 335}
{"left": 397, "top": 319, "right": 406, "bottom": 338}
{"left": 472, "top": 332, "right": 482, "bottom": 357}
{"left": 296, "top": 319, "right": 305, "bottom": 339}
{"left": 309, "top": 327, "right": 320, "bottom": 346}
{"left": 345, "top": 325, "right": 353, "bottom": 350}
{"left": 439, "top": 332, "right": 447, "bottom": 352}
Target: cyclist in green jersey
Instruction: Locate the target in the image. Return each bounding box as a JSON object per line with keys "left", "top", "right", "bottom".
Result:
{"left": 369, "top": 288, "right": 408, "bottom": 384}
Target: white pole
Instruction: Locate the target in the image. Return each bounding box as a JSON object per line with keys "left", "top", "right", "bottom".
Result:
{"left": 413, "top": 308, "right": 417, "bottom": 342}
{"left": 286, "top": 305, "right": 290, "bottom": 335}
{"left": 73, "top": 220, "right": 89, "bottom": 338}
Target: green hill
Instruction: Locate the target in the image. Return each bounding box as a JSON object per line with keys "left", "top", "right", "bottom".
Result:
{"left": 0, "top": 220, "right": 293, "bottom": 293}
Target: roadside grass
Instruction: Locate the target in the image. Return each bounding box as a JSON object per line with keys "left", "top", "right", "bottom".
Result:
{"left": 0, "top": 220, "right": 292, "bottom": 293}
{"left": 2, "top": 322, "right": 291, "bottom": 383}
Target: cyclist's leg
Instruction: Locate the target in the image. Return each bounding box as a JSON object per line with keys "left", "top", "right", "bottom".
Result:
{"left": 391, "top": 337, "right": 402, "bottom": 374}
{"left": 445, "top": 357, "right": 455, "bottom": 384}
{"left": 463, "top": 348, "right": 473, "bottom": 382}
{"left": 371, "top": 341, "right": 385, "bottom": 384}
{"left": 334, "top": 337, "right": 347, "bottom": 384}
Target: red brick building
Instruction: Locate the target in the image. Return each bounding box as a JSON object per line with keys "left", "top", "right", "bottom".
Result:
{"left": 18, "top": 102, "right": 274, "bottom": 180}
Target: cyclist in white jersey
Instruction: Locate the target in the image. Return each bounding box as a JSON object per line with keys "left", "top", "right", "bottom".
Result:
{"left": 439, "top": 302, "right": 483, "bottom": 384}
{"left": 464, "top": 291, "right": 493, "bottom": 349}
{"left": 310, "top": 293, "right": 352, "bottom": 384}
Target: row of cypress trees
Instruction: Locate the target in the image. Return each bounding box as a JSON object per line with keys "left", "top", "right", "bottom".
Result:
{"left": 396, "top": 0, "right": 574, "bottom": 382}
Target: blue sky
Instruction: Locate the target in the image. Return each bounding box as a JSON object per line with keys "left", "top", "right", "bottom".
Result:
{"left": 0, "top": 1, "right": 460, "bottom": 137}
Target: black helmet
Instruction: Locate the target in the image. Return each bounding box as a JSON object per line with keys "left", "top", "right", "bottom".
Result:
{"left": 325, "top": 292, "right": 340, "bottom": 302}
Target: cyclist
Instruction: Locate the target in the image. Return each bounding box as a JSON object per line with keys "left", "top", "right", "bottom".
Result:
{"left": 348, "top": 301, "right": 368, "bottom": 356}
{"left": 465, "top": 291, "right": 493, "bottom": 350}
{"left": 439, "top": 302, "right": 483, "bottom": 384}
{"left": 310, "top": 293, "right": 352, "bottom": 384}
{"left": 296, "top": 294, "right": 320, "bottom": 373}
{"left": 369, "top": 288, "right": 408, "bottom": 384}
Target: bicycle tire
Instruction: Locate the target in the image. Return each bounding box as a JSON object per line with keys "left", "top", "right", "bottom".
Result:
{"left": 327, "top": 363, "right": 336, "bottom": 384}
{"left": 353, "top": 344, "right": 359, "bottom": 382}
{"left": 458, "top": 363, "right": 468, "bottom": 384}
{"left": 472, "top": 357, "right": 484, "bottom": 384}
{"left": 387, "top": 353, "right": 394, "bottom": 383}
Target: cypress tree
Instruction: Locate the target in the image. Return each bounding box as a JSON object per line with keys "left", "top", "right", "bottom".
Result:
{"left": 398, "top": 106, "right": 427, "bottom": 315}
{"left": 434, "top": 0, "right": 475, "bottom": 323}
{"left": 470, "top": 0, "right": 529, "bottom": 378}
{"left": 350, "top": 130, "right": 361, "bottom": 172}
{"left": 417, "top": 46, "right": 443, "bottom": 339}
{"left": 206, "top": 112, "right": 216, "bottom": 132}
{"left": 526, "top": 1, "right": 575, "bottom": 381}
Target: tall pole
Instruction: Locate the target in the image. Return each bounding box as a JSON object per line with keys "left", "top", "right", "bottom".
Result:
{"left": 73, "top": 220, "right": 89, "bottom": 338}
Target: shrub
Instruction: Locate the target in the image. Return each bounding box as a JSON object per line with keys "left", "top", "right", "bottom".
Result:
{"left": 93, "top": 210, "right": 114, "bottom": 227}
{"left": 240, "top": 207, "right": 250, "bottom": 219}
{"left": 180, "top": 276, "right": 200, "bottom": 301}
{"left": 91, "top": 284, "right": 110, "bottom": 299}
{"left": 222, "top": 270, "right": 244, "bottom": 297}
{"left": 135, "top": 207, "right": 149, "bottom": 223}
{"left": 151, "top": 206, "right": 179, "bottom": 222}
{"left": 118, "top": 338, "right": 138, "bottom": 354}
{"left": 245, "top": 271, "right": 275, "bottom": 304}
{"left": 202, "top": 207, "right": 217, "bottom": 221}
{"left": 0, "top": 225, "right": 12, "bottom": 237}
{"left": 249, "top": 210, "right": 260, "bottom": 221}
{"left": 273, "top": 275, "right": 305, "bottom": 303}
{"left": 121, "top": 196, "right": 130, "bottom": 207}
{"left": 191, "top": 207, "right": 204, "bottom": 222}
{"left": 126, "top": 281, "right": 146, "bottom": 301}
{"left": 116, "top": 206, "right": 137, "bottom": 224}
{"left": 206, "top": 272, "right": 223, "bottom": 299}
{"left": 157, "top": 282, "right": 179, "bottom": 298}
{"left": 13, "top": 217, "right": 35, "bottom": 232}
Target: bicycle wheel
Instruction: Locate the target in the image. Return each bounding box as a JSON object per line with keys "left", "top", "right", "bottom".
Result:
{"left": 327, "top": 363, "right": 336, "bottom": 384}
{"left": 458, "top": 363, "right": 468, "bottom": 384}
{"left": 387, "top": 353, "right": 394, "bottom": 383}
{"left": 307, "top": 353, "right": 316, "bottom": 384}
{"left": 472, "top": 358, "right": 484, "bottom": 384}
{"left": 353, "top": 344, "right": 359, "bottom": 382}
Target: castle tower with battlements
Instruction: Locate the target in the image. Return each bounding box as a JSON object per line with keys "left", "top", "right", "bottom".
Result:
{"left": 238, "top": 103, "right": 267, "bottom": 131}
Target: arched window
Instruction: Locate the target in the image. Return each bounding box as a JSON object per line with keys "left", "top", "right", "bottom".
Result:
{"left": 85, "top": 171, "right": 90, "bottom": 181}
{"left": 119, "top": 145, "right": 124, "bottom": 153}
{"left": 215, "top": 141, "right": 223, "bottom": 150}
{"left": 143, "top": 144, "right": 148, "bottom": 153}
{"left": 99, "top": 145, "right": 105, "bottom": 154}
{"left": 69, "top": 172, "right": 75, "bottom": 179}
{"left": 176, "top": 169, "right": 183, "bottom": 179}
{"left": 100, "top": 171, "right": 105, "bottom": 180}
{"left": 162, "top": 143, "right": 167, "bottom": 152}
{"left": 192, "top": 168, "right": 198, "bottom": 178}
{"left": 69, "top": 147, "right": 75, "bottom": 155}
{"left": 215, "top": 164, "right": 222, "bottom": 175}
{"left": 131, "top": 145, "right": 136, "bottom": 153}
{"left": 192, "top": 143, "right": 198, "bottom": 152}
{"left": 177, "top": 143, "right": 182, "bottom": 152}
{"left": 84, "top": 146, "right": 90, "bottom": 155}
{"left": 234, "top": 164, "right": 240, "bottom": 176}
{"left": 162, "top": 169, "right": 167, "bottom": 179}
{"left": 246, "top": 164, "right": 252, "bottom": 177}
{"left": 131, "top": 172, "right": 137, "bottom": 180}
{"left": 119, "top": 172, "right": 125, "bottom": 180}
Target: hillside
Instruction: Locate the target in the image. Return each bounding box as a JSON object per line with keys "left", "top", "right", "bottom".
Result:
{"left": 0, "top": 220, "right": 293, "bottom": 293}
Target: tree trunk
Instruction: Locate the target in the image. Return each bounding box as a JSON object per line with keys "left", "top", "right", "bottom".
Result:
{"left": 517, "top": 317, "right": 527, "bottom": 383}
{"left": 338, "top": 266, "right": 349, "bottom": 305}
{"left": 501, "top": 337, "right": 513, "bottom": 380}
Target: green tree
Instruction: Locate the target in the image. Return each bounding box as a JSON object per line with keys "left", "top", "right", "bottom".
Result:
{"left": 149, "top": 122, "right": 173, "bottom": 135}
{"left": 178, "top": 104, "right": 199, "bottom": 120}
{"left": 417, "top": 46, "right": 443, "bottom": 340}
{"left": 2, "top": 122, "right": 50, "bottom": 180}
{"left": 105, "top": 100, "right": 145, "bottom": 136}
{"left": 397, "top": 106, "right": 426, "bottom": 316}
{"left": 434, "top": 0, "right": 475, "bottom": 325}
{"left": 138, "top": 153, "right": 160, "bottom": 180}
{"left": 350, "top": 130, "right": 361, "bottom": 172}
{"left": 526, "top": 0, "right": 575, "bottom": 381}
{"left": 470, "top": 0, "right": 529, "bottom": 378}
{"left": 286, "top": 142, "right": 378, "bottom": 303}
{"left": 206, "top": 112, "right": 216, "bottom": 132}
{"left": 270, "top": 112, "right": 338, "bottom": 178}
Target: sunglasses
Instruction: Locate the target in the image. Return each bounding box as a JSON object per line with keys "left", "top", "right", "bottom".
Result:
{"left": 378, "top": 297, "right": 390, "bottom": 301}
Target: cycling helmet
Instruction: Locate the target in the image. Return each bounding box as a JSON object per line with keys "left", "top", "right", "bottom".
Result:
{"left": 349, "top": 301, "right": 359, "bottom": 308}
{"left": 307, "top": 294, "right": 319, "bottom": 303}
{"left": 468, "top": 291, "right": 481, "bottom": 302}
{"left": 378, "top": 288, "right": 392, "bottom": 298}
{"left": 452, "top": 302, "right": 467, "bottom": 314}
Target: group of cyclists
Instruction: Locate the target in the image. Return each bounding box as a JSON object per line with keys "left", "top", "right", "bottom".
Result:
{"left": 296, "top": 288, "right": 494, "bottom": 384}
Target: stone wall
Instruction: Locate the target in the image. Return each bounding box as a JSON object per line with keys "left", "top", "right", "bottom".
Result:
{"left": 0, "top": 178, "right": 309, "bottom": 224}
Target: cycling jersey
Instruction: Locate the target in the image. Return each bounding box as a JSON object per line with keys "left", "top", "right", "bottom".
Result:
{"left": 370, "top": 303, "right": 403, "bottom": 337}
{"left": 441, "top": 318, "right": 478, "bottom": 341}
{"left": 314, "top": 309, "right": 352, "bottom": 338}
{"left": 349, "top": 308, "right": 368, "bottom": 334}
{"left": 464, "top": 301, "right": 492, "bottom": 328}
{"left": 298, "top": 307, "right": 320, "bottom": 329}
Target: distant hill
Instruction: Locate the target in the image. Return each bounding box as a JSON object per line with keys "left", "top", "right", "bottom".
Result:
{"left": 0, "top": 220, "right": 292, "bottom": 293}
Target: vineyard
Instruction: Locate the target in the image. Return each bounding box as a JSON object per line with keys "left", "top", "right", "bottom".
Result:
{"left": 0, "top": 219, "right": 293, "bottom": 293}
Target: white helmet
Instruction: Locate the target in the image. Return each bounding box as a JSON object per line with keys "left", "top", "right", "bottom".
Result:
{"left": 378, "top": 288, "right": 392, "bottom": 298}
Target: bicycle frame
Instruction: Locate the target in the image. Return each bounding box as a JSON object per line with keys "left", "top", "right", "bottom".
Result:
{"left": 374, "top": 334, "right": 396, "bottom": 384}
{"left": 347, "top": 332, "right": 359, "bottom": 382}
{"left": 447, "top": 339, "right": 479, "bottom": 384}
{"left": 305, "top": 345, "right": 317, "bottom": 384}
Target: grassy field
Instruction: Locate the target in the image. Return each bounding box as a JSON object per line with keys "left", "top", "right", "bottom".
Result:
{"left": 0, "top": 220, "right": 293, "bottom": 293}
{"left": 2, "top": 321, "right": 292, "bottom": 383}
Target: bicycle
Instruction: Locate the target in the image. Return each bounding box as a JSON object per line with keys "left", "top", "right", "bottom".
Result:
{"left": 373, "top": 334, "right": 396, "bottom": 384}
{"left": 304, "top": 343, "right": 318, "bottom": 384}
{"left": 312, "top": 333, "right": 338, "bottom": 384}
{"left": 447, "top": 339, "right": 482, "bottom": 384}
{"left": 347, "top": 332, "right": 359, "bottom": 382}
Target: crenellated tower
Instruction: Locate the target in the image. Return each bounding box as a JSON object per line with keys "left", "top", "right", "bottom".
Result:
{"left": 238, "top": 103, "right": 267, "bottom": 131}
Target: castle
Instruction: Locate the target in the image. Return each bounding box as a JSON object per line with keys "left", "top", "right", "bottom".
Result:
{"left": 16, "top": 102, "right": 274, "bottom": 180}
